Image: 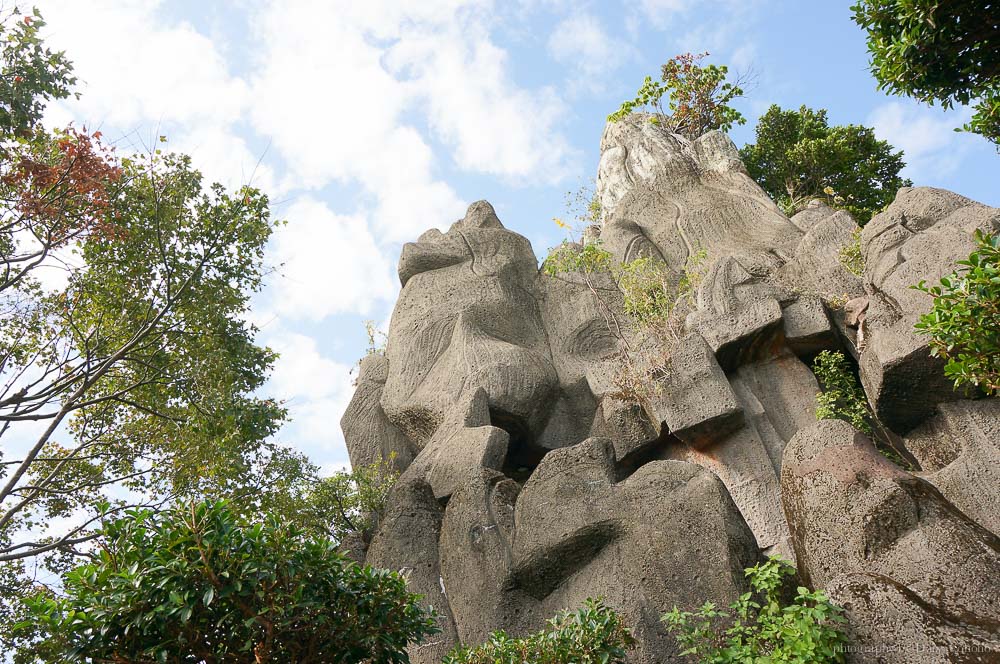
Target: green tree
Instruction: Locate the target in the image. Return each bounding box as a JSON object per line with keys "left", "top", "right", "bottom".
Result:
{"left": 739, "top": 104, "right": 911, "bottom": 222}
{"left": 22, "top": 501, "right": 438, "bottom": 663}
{"left": 662, "top": 557, "right": 848, "bottom": 663}
{"left": 609, "top": 52, "right": 746, "bottom": 140}
{"left": 915, "top": 230, "right": 1000, "bottom": 395}
{"left": 443, "top": 599, "right": 635, "bottom": 664}
{"left": 0, "top": 9, "right": 311, "bottom": 656}
{"left": 851, "top": 0, "right": 1000, "bottom": 147}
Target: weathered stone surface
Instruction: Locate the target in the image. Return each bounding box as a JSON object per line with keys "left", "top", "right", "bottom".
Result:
{"left": 688, "top": 297, "right": 784, "bottom": 371}
{"left": 382, "top": 201, "right": 559, "bottom": 446}
{"left": 510, "top": 437, "right": 758, "bottom": 663}
{"left": 777, "top": 207, "right": 864, "bottom": 302}
{"left": 827, "top": 573, "right": 1000, "bottom": 664}
{"left": 782, "top": 296, "right": 835, "bottom": 357}
{"left": 859, "top": 187, "right": 1000, "bottom": 432}
{"left": 907, "top": 398, "right": 1000, "bottom": 536}
{"left": 399, "top": 388, "right": 509, "bottom": 501}
{"left": 346, "top": 119, "right": 1000, "bottom": 660}
{"left": 647, "top": 333, "right": 743, "bottom": 447}
{"left": 341, "top": 353, "right": 415, "bottom": 472}
{"left": 596, "top": 120, "right": 801, "bottom": 270}
{"left": 366, "top": 478, "right": 458, "bottom": 664}
{"left": 782, "top": 420, "right": 1000, "bottom": 625}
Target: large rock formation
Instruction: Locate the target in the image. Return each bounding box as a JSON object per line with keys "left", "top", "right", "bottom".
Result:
{"left": 340, "top": 116, "right": 1000, "bottom": 662}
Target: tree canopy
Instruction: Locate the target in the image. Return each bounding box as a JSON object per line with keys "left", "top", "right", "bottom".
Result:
{"left": 739, "top": 104, "right": 911, "bottom": 223}
{"left": 22, "top": 501, "right": 438, "bottom": 663}
{"left": 852, "top": 0, "right": 1000, "bottom": 147}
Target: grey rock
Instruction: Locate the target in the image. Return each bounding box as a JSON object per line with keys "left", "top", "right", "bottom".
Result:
{"left": 382, "top": 201, "right": 559, "bottom": 446}
{"left": 647, "top": 333, "right": 743, "bottom": 447}
{"left": 341, "top": 353, "right": 415, "bottom": 472}
{"left": 399, "top": 388, "right": 509, "bottom": 501}
{"left": 782, "top": 419, "right": 1000, "bottom": 624}
{"left": 859, "top": 187, "right": 1000, "bottom": 432}
{"left": 688, "top": 296, "right": 784, "bottom": 371}
{"left": 907, "top": 398, "right": 1000, "bottom": 536}
{"left": 827, "top": 572, "right": 1000, "bottom": 663}
{"left": 776, "top": 208, "right": 864, "bottom": 302}
{"left": 782, "top": 296, "right": 836, "bottom": 357}
{"left": 366, "top": 478, "right": 458, "bottom": 663}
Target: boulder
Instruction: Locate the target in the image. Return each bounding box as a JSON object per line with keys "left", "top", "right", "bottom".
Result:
{"left": 858, "top": 187, "right": 1000, "bottom": 432}
{"left": 782, "top": 420, "right": 1000, "bottom": 625}
{"left": 907, "top": 398, "right": 1000, "bottom": 536}
{"left": 827, "top": 572, "right": 1000, "bottom": 663}
{"left": 366, "top": 478, "right": 458, "bottom": 663}
{"left": 341, "top": 353, "right": 415, "bottom": 472}
{"left": 646, "top": 333, "right": 743, "bottom": 447}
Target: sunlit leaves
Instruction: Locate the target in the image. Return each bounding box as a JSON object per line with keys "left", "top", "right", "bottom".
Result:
{"left": 739, "top": 104, "right": 911, "bottom": 223}
{"left": 22, "top": 501, "right": 439, "bottom": 662}
{"left": 443, "top": 599, "right": 635, "bottom": 664}
{"left": 662, "top": 557, "right": 848, "bottom": 663}
{"left": 851, "top": 1, "right": 1000, "bottom": 147}
{"left": 914, "top": 230, "right": 1000, "bottom": 395}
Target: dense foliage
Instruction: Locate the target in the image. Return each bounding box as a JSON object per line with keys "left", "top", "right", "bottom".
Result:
{"left": 22, "top": 501, "right": 438, "bottom": 663}
{"left": 295, "top": 454, "right": 400, "bottom": 545}
{"left": 915, "top": 230, "right": 1000, "bottom": 395}
{"left": 0, "top": 9, "right": 321, "bottom": 657}
{"left": 443, "top": 599, "right": 635, "bottom": 664}
{"left": 812, "top": 350, "right": 872, "bottom": 435}
{"left": 663, "top": 558, "right": 847, "bottom": 663}
{"left": 740, "top": 104, "right": 910, "bottom": 222}
{"left": 608, "top": 53, "right": 746, "bottom": 140}
{"left": 852, "top": 0, "right": 1000, "bottom": 146}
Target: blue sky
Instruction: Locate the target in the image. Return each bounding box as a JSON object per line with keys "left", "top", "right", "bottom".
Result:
{"left": 33, "top": 0, "right": 998, "bottom": 475}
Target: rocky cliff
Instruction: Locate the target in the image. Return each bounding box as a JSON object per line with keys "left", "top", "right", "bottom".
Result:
{"left": 341, "top": 116, "right": 1000, "bottom": 663}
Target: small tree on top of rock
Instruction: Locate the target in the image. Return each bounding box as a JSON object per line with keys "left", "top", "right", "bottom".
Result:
{"left": 608, "top": 52, "right": 747, "bottom": 140}
{"left": 739, "top": 104, "right": 911, "bottom": 222}
{"left": 851, "top": 0, "right": 1000, "bottom": 148}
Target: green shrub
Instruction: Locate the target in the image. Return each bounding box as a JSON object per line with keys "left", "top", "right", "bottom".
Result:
{"left": 812, "top": 350, "right": 872, "bottom": 435}
{"left": 297, "top": 455, "right": 399, "bottom": 544}
{"left": 543, "top": 240, "right": 615, "bottom": 277}
{"left": 914, "top": 230, "right": 1000, "bottom": 395}
{"left": 443, "top": 599, "right": 635, "bottom": 664}
{"left": 22, "top": 500, "right": 437, "bottom": 663}
{"left": 838, "top": 228, "right": 864, "bottom": 277}
{"left": 662, "top": 557, "right": 848, "bottom": 663}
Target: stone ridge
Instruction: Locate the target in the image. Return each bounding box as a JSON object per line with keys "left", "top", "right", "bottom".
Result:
{"left": 340, "top": 121, "right": 1000, "bottom": 663}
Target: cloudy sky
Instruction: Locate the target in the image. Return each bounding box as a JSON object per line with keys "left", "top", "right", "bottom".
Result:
{"left": 33, "top": 0, "right": 999, "bottom": 475}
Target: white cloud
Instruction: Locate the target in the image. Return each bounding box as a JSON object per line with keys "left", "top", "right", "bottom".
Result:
{"left": 637, "top": 0, "right": 688, "bottom": 28}
{"left": 267, "top": 331, "right": 356, "bottom": 456}
{"left": 386, "top": 18, "right": 573, "bottom": 180}
{"left": 36, "top": 0, "right": 247, "bottom": 129}
{"left": 867, "top": 101, "right": 976, "bottom": 180}
{"left": 265, "top": 198, "right": 396, "bottom": 322}
{"left": 547, "top": 14, "right": 633, "bottom": 94}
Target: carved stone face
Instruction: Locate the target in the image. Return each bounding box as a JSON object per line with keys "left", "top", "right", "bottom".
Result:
{"left": 380, "top": 201, "right": 559, "bottom": 448}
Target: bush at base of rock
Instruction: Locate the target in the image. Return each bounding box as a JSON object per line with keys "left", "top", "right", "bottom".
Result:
{"left": 442, "top": 599, "right": 636, "bottom": 664}
{"left": 662, "top": 557, "right": 848, "bottom": 664}
{"left": 22, "top": 501, "right": 438, "bottom": 663}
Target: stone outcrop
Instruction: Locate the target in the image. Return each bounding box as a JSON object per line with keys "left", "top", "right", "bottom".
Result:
{"left": 341, "top": 120, "right": 1000, "bottom": 662}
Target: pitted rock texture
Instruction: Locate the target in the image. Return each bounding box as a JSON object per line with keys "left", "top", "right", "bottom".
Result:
{"left": 343, "top": 125, "right": 1000, "bottom": 661}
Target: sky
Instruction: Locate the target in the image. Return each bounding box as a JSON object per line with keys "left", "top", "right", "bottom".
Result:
{"left": 31, "top": 0, "right": 999, "bottom": 477}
